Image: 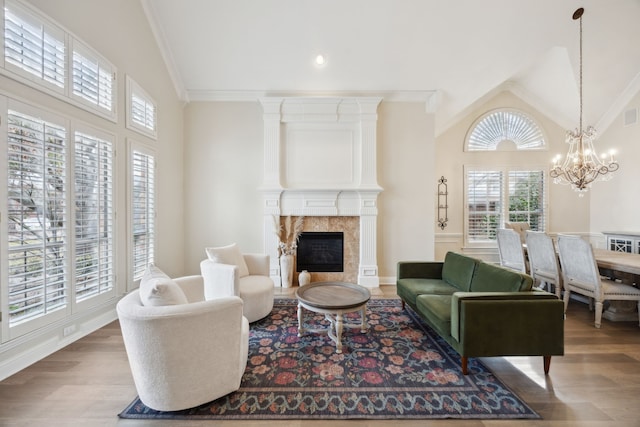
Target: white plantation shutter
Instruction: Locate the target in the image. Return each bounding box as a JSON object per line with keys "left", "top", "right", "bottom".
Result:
{"left": 466, "top": 170, "right": 503, "bottom": 242}
{"left": 6, "top": 108, "right": 68, "bottom": 328}
{"left": 74, "top": 132, "right": 114, "bottom": 301}
{"left": 126, "top": 76, "right": 157, "bottom": 138}
{"left": 465, "top": 168, "right": 547, "bottom": 245}
{"left": 131, "top": 149, "right": 155, "bottom": 280}
{"left": 3, "top": 0, "right": 65, "bottom": 91}
{"left": 72, "top": 40, "right": 115, "bottom": 117}
{"left": 467, "top": 110, "right": 545, "bottom": 151}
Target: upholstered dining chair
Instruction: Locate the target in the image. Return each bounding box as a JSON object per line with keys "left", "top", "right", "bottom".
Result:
{"left": 557, "top": 234, "right": 640, "bottom": 328}
{"left": 525, "top": 231, "right": 562, "bottom": 298}
{"left": 497, "top": 228, "right": 528, "bottom": 274}
{"left": 505, "top": 221, "right": 530, "bottom": 244}
{"left": 117, "top": 273, "right": 249, "bottom": 411}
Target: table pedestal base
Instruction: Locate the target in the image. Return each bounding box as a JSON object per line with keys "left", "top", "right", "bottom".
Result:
{"left": 297, "top": 302, "right": 367, "bottom": 353}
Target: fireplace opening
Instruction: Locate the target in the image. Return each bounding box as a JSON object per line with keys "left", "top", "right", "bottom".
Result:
{"left": 296, "top": 232, "right": 344, "bottom": 272}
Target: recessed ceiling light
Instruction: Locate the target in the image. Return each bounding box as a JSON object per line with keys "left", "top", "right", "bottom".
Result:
{"left": 315, "top": 54, "right": 327, "bottom": 67}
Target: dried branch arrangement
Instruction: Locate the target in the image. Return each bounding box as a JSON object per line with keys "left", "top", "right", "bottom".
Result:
{"left": 272, "top": 215, "right": 304, "bottom": 256}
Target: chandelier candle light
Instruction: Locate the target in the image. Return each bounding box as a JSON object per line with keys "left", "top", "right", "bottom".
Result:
{"left": 550, "top": 7, "right": 619, "bottom": 196}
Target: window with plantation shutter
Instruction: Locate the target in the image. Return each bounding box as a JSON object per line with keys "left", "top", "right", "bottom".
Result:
{"left": 71, "top": 39, "right": 116, "bottom": 118}
{"left": 466, "top": 170, "right": 503, "bottom": 243}
{"left": 74, "top": 131, "right": 114, "bottom": 301}
{"left": 6, "top": 107, "right": 68, "bottom": 329}
{"left": 507, "top": 170, "right": 545, "bottom": 231}
{"left": 466, "top": 109, "right": 545, "bottom": 151}
{"left": 131, "top": 147, "right": 155, "bottom": 280}
{"left": 3, "top": 0, "right": 65, "bottom": 92}
{"left": 465, "top": 167, "right": 547, "bottom": 245}
{"left": 464, "top": 109, "right": 547, "bottom": 246}
{"left": 126, "top": 76, "right": 157, "bottom": 139}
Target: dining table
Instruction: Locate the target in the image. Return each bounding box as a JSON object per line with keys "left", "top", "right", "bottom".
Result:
{"left": 524, "top": 243, "right": 640, "bottom": 322}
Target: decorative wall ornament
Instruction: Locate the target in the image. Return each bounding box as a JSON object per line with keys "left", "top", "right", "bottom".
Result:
{"left": 437, "top": 176, "right": 448, "bottom": 230}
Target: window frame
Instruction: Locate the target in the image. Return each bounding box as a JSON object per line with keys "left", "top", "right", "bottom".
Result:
{"left": 71, "top": 122, "right": 117, "bottom": 311}
{"left": 465, "top": 108, "right": 547, "bottom": 152}
{"left": 464, "top": 165, "right": 548, "bottom": 248}
{"left": 126, "top": 75, "right": 157, "bottom": 139}
{"left": 128, "top": 139, "right": 156, "bottom": 289}
{"left": 1, "top": 0, "right": 66, "bottom": 95}
{"left": 2, "top": 98, "right": 70, "bottom": 341}
{"left": 1, "top": 0, "right": 118, "bottom": 122}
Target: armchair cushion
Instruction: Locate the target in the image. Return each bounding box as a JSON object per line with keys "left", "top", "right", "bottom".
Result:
{"left": 206, "top": 243, "right": 250, "bottom": 278}
{"left": 139, "top": 264, "right": 188, "bottom": 306}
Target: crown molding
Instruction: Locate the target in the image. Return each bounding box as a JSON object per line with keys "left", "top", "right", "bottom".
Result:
{"left": 187, "top": 89, "right": 437, "bottom": 105}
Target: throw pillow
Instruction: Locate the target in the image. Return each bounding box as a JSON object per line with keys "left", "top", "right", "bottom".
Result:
{"left": 139, "top": 263, "right": 189, "bottom": 306}
{"left": 205, "top": 243, "right": 250, "bottom": 278}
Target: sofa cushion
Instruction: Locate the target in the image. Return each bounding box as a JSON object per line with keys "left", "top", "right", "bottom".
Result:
{"left": 441, "top": 252, "right": 477, "bottom": 292}
{"left": 397, "top": 278, "right": 459, "bottom": 307}
{"left": 470, "top": 262, "right": 533, "bottom": 292}
{"left": 139, "top": 264, "right": 188, "bottom": 306}
{"left": 206, "top": 243, "right": 250, "bottom": 278}
{"left": 416, "top": 294, "right": 452, "bottom": 338}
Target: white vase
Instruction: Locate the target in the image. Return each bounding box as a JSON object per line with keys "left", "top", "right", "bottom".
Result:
{"left": 280, "top": 254, "right": 294, "bottom": 288}
{"left": 299, "top": 270, "right": 311, "bottom": 286}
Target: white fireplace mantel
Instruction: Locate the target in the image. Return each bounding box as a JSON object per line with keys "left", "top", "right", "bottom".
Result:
{"left": 259, "top": 96, "right": 382, "bottom": 288}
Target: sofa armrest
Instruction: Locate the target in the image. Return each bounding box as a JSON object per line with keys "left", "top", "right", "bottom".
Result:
{"left": 243, "top": 253, "right": 270, "bottom": 276}
{"left": 397, "top": 261, "right": 444, "bottom": 280}
{"left": 450, "top": 291, "right": 564, "bottom": 356}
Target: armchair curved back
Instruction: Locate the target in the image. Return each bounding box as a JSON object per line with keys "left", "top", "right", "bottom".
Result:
{"left": 117, "top": 280, "right": 249, "bottom": 411}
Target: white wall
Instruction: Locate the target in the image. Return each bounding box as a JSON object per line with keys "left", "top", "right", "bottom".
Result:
{"left": 183, "top": 100, "right": 436, "bottom": 282}
{"left": 434, "top": 90, "right": 591, "bottom": 261}
{"left": 590, "top": 90, "right": 640, "bottom": 239}
{"left": 183, "top": 101, "right": 265, "bottom": 274}
{"left": 0, "top": 0, "right": 183, "bottom": 379}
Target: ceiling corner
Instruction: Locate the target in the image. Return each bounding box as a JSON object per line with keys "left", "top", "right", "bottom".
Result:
{"left": 140, "top": 0, "right": 189, "bottom": 102}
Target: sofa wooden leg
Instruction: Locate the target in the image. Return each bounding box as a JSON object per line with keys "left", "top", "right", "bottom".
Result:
{"left": 461, "top": 356, "right": 468, "bottom": 375}
{"left": 543, "top": 356, "right": 551, "bottom": 374}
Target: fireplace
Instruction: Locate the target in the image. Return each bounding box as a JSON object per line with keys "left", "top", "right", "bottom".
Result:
{"left": 296, "top": 232, "right": 344, "bottom": 272}
{"left": 259, "top": 96, "right": 383, "bottom": 288}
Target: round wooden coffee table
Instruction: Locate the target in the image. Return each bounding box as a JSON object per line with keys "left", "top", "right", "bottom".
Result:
{"left": 295, "top": 281, "right": 371, "bottom": 353}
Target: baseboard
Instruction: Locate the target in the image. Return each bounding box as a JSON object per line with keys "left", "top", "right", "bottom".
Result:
{"left": 0, "top": 301, "right": 118, "bottom": 381}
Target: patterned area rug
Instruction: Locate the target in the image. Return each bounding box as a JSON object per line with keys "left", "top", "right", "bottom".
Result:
{"left": 119, "top": 298, "right": 539, "bottom": 420}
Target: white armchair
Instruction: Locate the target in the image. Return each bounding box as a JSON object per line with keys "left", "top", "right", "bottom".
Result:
{"left": 201, "top": 252, "right": 274, "bottom": 323}
{"left": 117, "top": 275, "right": 249, "bottom": 411}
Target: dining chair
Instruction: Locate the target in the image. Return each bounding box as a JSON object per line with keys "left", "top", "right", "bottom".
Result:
{"left": 525, "top": 231, "right": 562, "bottom": 298}
{"left": 496, "top": 228, "right": 527, "bottom": 274}
{"left": 557, "top": 234, "right": 640, "bottom": 328}
{"left": 505, "top": 221, "right": 530, "bottom": 244}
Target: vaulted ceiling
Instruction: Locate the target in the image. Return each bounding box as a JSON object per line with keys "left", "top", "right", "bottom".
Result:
{"left": 141, "top": 0, "right": 640, "bottom": 135}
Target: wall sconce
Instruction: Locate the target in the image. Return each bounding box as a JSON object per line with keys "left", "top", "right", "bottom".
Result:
{"left": 437, "top": 176, "right": 448, "bottom": 230}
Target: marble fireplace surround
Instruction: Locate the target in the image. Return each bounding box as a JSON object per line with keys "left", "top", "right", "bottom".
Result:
{"left": 259, "top": 96, "right": 382, "bottom": 288}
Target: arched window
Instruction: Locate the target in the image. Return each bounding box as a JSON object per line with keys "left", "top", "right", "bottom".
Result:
{"left": 466, "top": 109, "right": 545, "bottom": 151}
{"left": 463, "top": 109, "right": 547, "bottom": 245}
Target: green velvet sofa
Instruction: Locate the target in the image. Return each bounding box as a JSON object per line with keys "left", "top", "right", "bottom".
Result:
{"left": 397, "top": 251, "right": 564, "bottom": 375}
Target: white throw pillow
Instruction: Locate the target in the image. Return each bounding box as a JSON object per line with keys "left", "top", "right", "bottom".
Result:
{"left": 139, "top": 264, "right": 189, "bottom": 306}
{"left": 205, "top": 243, "right": 250, "bottom": 278}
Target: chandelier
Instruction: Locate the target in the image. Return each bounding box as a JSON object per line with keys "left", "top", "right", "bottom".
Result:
{"left": 550, "top": 7, "right": 619, "bottom": 195}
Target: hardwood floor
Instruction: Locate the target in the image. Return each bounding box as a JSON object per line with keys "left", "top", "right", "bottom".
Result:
{"left": 1, "top": 286, "right": 640, "bottom": 427}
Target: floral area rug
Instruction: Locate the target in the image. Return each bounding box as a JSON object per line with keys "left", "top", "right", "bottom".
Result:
{"left": 119, "top": 298, "right": 539, "bottom": 420}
